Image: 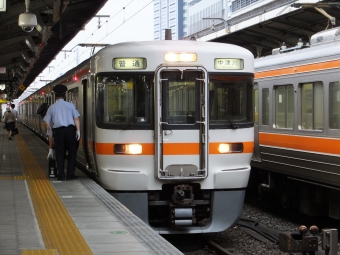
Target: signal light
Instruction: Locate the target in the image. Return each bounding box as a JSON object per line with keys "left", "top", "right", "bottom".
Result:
{"left": 73, "top": 76, "right": 78, "bottom": 81}
{"left": 41, "top": 91, "right": 45, "bottom": 95}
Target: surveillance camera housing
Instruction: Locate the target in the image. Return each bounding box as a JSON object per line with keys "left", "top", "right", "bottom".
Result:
{"left": 18, "top": 12, "right": 37, "bottom": 33}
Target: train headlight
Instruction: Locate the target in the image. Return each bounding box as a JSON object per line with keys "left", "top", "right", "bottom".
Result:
{"left": 218, "top": 143, "right": 243, "bottom": 153}
{"left": 114, "top": 144, "right": 142, "bottom": 154}
{"left": 164, "top": 53, "right": 197, "bottom": 62}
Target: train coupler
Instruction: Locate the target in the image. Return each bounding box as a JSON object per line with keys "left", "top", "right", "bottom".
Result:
{"left": 171, "top": 207, "right": 197, "bottom": 226}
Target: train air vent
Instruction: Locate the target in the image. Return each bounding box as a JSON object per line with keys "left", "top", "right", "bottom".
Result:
{"left": 311, "top": 27, "right": 340, "bottom": 46}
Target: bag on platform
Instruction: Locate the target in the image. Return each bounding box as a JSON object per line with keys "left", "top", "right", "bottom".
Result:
{"left": 12, "top": 127, "right": 19, "bottom": 135}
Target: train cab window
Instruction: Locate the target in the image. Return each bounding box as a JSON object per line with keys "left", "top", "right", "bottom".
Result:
{"left": 329, "top": 82, "right": 340, "bottom": 129}
{"left": 95, "top": 73, "right": 154, "bottom": 129}
{"left": 262, "top": 88, "right": 269, "bottom": 125}
{"left": 274, "top": 85, "right": 294, "bottom": 129}
{"left": 209, "top": 74, "right": 253, "bottom": 128}
{"left": 300, "top": 82, "right": 323, "bottom": 130}
{"left": 161, "top": 70, "right": 199, "bottom": 126}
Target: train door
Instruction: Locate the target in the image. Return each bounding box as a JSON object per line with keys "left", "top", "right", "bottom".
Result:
{"left": 252, "top": 83, "right": 261, "bottom": 161}
{"left": 155, "top": 67, "right": 208, "bottom": 180}
{"left": 83, "top": 77, "right": 97, "bottom": 174}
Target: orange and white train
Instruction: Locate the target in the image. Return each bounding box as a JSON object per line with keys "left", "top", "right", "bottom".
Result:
{"left": 252, "top": 26, "right": 340, "bottom": 219}
{"left": 18, "top": 40, "right": 255, "bottom": 233}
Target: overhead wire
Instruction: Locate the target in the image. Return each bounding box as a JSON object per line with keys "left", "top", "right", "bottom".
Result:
{"left": 47, "top": 0, "right": 153, "bottom": 86}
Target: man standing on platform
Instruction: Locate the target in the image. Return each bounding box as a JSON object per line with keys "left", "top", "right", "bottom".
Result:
{"left": 44, "top": 84, "right": 81, "bottom": 180}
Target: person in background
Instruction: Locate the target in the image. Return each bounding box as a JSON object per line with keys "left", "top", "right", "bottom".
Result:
{"left": 43, "top": 84, "right": 81, "bottom": 181}
{"left": 3, "top": 107, "right": 16, "bottom": 140}
{"left": 10, "top": 104, "right": 18, "bottom": 121}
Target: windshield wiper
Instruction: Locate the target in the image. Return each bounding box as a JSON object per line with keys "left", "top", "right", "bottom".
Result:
{"left": 122, "top": 102, "right": 146, "bottom": 130}
{"left": 219, "top": 107, "right": 238, "bottom": 129}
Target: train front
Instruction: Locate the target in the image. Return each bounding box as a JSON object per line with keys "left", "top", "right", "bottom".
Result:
{"left": 92, "top": 41, "right": 254, "bottom": 234}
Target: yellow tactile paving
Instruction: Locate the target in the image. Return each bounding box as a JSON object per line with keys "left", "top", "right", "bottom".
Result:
{"left": 22, "top": 249, "right": 58, "bottom": 255}
{"left": 15, "top": 135, "right": 93, "bottom": 255}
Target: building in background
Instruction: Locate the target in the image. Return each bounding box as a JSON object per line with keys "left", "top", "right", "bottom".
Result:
{"left": 185, "top": 0, "right": 297, "bottom": 41}
{"left": 154, "top": 0, "right": 187, "bottom": 40}
{"left": 154, "top": 0, "right": 301, "bottom": 42}
{"left": 188, "top": 0, "right": 227, "bottom": 36}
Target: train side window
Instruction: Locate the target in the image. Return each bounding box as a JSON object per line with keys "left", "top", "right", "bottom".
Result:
{"left": 300, "top": 82, "right": 323, "bottom": 130}
{"left": 68, "top": 87, "right": 79, "bottom": 109}
{"left": 274, "top": 85, "right": 294, "bottom": 129}
{"left": 262, "top": 88, "right": 269, "bottom": 125}
{"left": 329, "top": 81, "right": 340, "bottom": 129}
{"left": 254, "top": 88, "right": 258, "bottom": 125}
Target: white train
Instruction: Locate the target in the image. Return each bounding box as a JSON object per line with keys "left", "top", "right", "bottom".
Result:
{"left": 252, "top": 26, "right": 340, "bottom": 219}
{"left": 19, "top": 40, "right": 254, "bottom": 233}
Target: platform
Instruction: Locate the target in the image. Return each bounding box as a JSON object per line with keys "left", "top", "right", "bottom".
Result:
{"left": 0, "top": 123, "right": 183, "bottom": 255}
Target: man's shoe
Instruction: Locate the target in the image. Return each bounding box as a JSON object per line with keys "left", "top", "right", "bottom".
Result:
{"left": 9, "top": 137, "right": 11, "bottom": 140}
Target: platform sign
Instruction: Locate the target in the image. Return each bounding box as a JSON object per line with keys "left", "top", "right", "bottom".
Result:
{"left": 0, "top": 67, "right": 6, "bottom": 73}
{"left": 19, "top": 85, "right": 25, "bottom": 91}
{"left": 0, "top": 0, "right": 6, "bottom": 12}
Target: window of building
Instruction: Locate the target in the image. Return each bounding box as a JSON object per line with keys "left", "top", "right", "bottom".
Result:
{"left": 262, "top": 88, "right": 269, "bottom": 125}
{"left": 300, "top": 82, "right": 323, "bottom": 130}
{"left": 231, "top": 0, "right": 260, "bottom": 12}
{"left": 274, "top": 85, "right": 294, "bottom": 129}
{"left": 329, "top": 81, "right": 340, "bottom": 129}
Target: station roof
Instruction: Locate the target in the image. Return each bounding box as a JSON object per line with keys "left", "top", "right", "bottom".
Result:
{"left": 0, "top": 0, "right": 108, "bottom": 100}
{"left": 188, "top": 1, "right": 340, "bottom": 58}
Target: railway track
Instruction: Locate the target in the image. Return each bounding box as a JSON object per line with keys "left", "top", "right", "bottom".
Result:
{"left": 163, "top": 197, "right": 340, "bottom": 255}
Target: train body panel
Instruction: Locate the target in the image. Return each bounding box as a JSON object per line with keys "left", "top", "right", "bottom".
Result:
{"left": 252, "top": 26, "right": 340, "bottom": 219}
{"left": 19, "top": 40, "right": 254, "bottom": 233}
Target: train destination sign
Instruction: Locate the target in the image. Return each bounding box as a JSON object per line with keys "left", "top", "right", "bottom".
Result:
{"left": 214, "top": 58, "right": 244, "bottom": 70}
{"left": 113, "top": 58, "right": 146, "bottom": 70}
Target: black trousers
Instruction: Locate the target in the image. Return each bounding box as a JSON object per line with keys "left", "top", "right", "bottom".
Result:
{"left": 53, "top": 125, "right": 77, "bottom": 179}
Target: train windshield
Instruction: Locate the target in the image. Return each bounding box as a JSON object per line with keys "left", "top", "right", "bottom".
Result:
{"left": 95, "top": 73, "right": 154, "bottom": 129}
{"left": 209, "top": 74, "right": 253, "bottom": 128}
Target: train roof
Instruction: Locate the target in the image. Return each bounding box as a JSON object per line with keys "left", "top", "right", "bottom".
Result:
{"left": 100, "top": 40, "right": 254, "bottom": 57}
{"left": 254, "top": 26, "right": 340, "bottom": 72}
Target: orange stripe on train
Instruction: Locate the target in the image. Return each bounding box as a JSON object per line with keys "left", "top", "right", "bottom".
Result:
{"left": 255, "top": 59, "right": 340, "bottom": 79}
{"left": 95, "top": 142, "right": 254, "bottom": 155}
{"left": 259, "top": 133, "right": 340, "bottom": 155}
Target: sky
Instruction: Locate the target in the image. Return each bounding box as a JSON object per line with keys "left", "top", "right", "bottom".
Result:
{"left": 18, "top": 0, "right": 154, "bottom": 101}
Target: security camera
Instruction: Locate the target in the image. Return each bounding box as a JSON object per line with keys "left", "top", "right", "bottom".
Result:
{"left": 18, "top": 12, "right": 37, "bottom": 32}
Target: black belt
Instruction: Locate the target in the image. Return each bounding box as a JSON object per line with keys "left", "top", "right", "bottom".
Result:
{"left": 53, "top": 125, "right": 75, "bottom": 130}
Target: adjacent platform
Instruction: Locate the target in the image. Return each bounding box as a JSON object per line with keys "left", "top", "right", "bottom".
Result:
{"left": 0, "top": 123, "right": 183, "bottom": 255}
